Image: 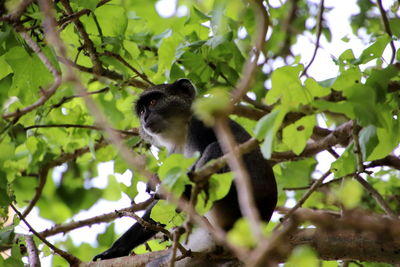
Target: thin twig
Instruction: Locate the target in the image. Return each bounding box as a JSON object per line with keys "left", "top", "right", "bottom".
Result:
{"left": 102, "top": 51, "right": 154, "bottom": 86}
{"left": 24, "top": 124, "right": 139, "bottom": 136}
{"left": 40, "top": 198, "right": 154, "bottom": 238}
{"left": 50, "top": 87, "right": 110, "bottom": 108}
{"left": 119, "top": 211, "right": 189, "bottom": 257}
{"left": 376, "top": 0, "right": 396, "bottom": 64}
{"left": 274, "top": 170, "right": 331, "bottom": 231}
{"left": 59, "top": 0, "right": 103, "bottom": 75}
{"left": 301, "top": 0, "right": 325, "bottom": 76}
{"left": 11, "top": 204, "right": 81, "bottom": 265}
{"left": 231, "top": 0, "right": 269, "bottom": 104}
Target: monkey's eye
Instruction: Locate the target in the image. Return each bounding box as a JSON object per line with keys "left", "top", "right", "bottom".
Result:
{"left": 149, "top": 99, "right": 157, "bottom": 106}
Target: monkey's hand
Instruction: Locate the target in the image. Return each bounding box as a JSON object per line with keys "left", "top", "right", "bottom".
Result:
{"left": 93, "top": 245, "right": 131, "bottom": 261}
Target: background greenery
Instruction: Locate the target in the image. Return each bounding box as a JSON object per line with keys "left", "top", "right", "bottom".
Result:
{"left": 0, "top": 0, "right": 399, "bottom": 266}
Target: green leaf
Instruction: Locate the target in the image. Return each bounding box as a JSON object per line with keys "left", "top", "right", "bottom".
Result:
{"left": 357, "top": 34, "right": 391, "bottom": 64}
{"left": 266, "top": 65, "right": 306, "bottom": 107}
{"left": 5, "top": 47, "right": 53, "bottom": 105}
{"left": 359, "top": 125, "right": 379, "bottom": 161}
{"left": 75, "top": 0, "right": 98, "bottom": 11}
{"left": 338, "top": 178, "right": 363, "bottom": 208}
{"left": 158, "top": 154, "right": 197, "bottom": 196}
{"left": 151, "top": 200, "right": 184, "bottom": 228}
{"left": 209, "top": 172, "right": 233, "bottom": 201}
{"left": 286, "top": 246, "right": 318, "bottom": 267}
{"left": 331, "top": 144, "right": 357, "bottom": 178}
{"left": 304, "top": 78, "right": 331, "bottom": 99}
{"left": 332, "top": 67, "right": 361, "bottom": 92}
{"left": 102, "top": 175, "right": 122, "bottom": 201}
{"left": 254, "top": 108, "right": 287, "bottom": 159}
{"left": 275, "top": 158, "right": 316, "bottom": 189}
{"left": 282, "top": 115, "right": 316, "bottom": 155}
{"left": 227, "top": 218, "right": 255, "bottom": 248}
{"left": 192, "top": 88, "right": 231, "bottom": 126}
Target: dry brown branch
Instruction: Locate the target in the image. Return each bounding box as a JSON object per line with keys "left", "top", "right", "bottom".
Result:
{"left": 214, "top": 116, "right": 262, "bottom": 239}
{"left": 250, "top": 207, "right": 400, "bottom": 266}
{"left": 367, "top": 154, "right": 400, "bottom": 170}
{"left": 59, "top": 0, "right": 103, "bottom": 75}
{"left": 272, "top": 120, "right": 353, "bottom": 161}
{"left": 24, "top": 124, "right": 139, "bottom": 136}
{"left": 25, "top": 235, "right": 41, "bottom": 267}
{"left": 354, "top": 174, "right": 397, "bottom": 218}
{"left": 39, "top": 198, "right": 154, "bottom": 238}
{"left": 11, "top": 204, "right": 81, "bottom": 265}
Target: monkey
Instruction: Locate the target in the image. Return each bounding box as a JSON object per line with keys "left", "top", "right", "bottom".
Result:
{"left": 93, "top": 79, "right": 277, "bottom": 264}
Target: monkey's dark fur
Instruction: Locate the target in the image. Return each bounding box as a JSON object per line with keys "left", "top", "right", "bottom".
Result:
{"left": 93, "top": 79, "right": 277, "bottom": 264}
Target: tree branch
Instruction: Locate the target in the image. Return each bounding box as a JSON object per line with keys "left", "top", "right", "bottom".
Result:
{"left": 301, "top": 0, "right": 325, "bottom": 76}
{"left": 376, "top": 0, "right": 396, "bottom": 64}
{"left": 11, "top": 204, "right": 81, "bottom": 265}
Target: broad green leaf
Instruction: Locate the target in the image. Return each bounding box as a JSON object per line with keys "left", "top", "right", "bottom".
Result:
{"left": 209, "top": 172, "right": 233, "bottom": 201}
{"left": 254, "top": 108, "right": 287, "bottom": 159}
{"left": 266, "top": 65, "right": 306, "bottom": 107}
{"left": 102, "top": 175, "right": 122, "bottom": 201}
{"left": 75, "top": 0, "right": 98, "bottom": 11}
{"left": 227, "top": 218, "right": 255, "bottom": 248}
{"left": 304, "top": 78, "right": 331, "bottom": 99}
{"left": 331, "top": 144, "right": 357, "bottom": 178}
{"left": 156, "top": 33, "right": 183, "bottom": 80}
{"left": 0, "top": 56, "right": 12, "bottom": 80}
{"left": 158, "top": 154, "right": 196, "bottom": 196}
{"left": 332, "top": 67, "right": 361, "bottom": 92}
{"left": 94, "top": 5, "right": 127, "bottom": 37}
{"left": 275, "top": 158, "right": 316, "bottom": 189}
{"left": 282, "top": 115, "right": 316, "bottom": 155}
{"left": 5, "top": 47, "right": 53, "bottom": 105}
{"left": 151, "top": 200, "right": 184, "bottom": 228}
{"left": 357, "top": 34, "right": 391, "bottom": 64}
{"left": 286, "top": 246, "right": 318, "bottom": 267}
{"left": 359, "top": 125, "right": 379, "bottom": 161}
{"left": 338, "top": 179, "right": 363, "bottom": 208}
{"left": 192, "top": 88, "right": 231, "bottom": 126}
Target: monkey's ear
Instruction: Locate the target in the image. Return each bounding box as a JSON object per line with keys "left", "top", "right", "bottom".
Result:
{"left": 171, "top": 79, "right": 196, "bottom": 101}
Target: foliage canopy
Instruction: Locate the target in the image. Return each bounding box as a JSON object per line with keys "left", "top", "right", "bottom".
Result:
{"left": 0, "top": 0, "right": 399, "bottom": 266}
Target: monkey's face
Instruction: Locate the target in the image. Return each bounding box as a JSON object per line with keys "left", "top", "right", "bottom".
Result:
{"left": 135, "top": 79, "right": 196, "bottom": 151}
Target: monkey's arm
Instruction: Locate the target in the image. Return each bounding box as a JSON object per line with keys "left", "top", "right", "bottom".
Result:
{"left": 93, "top": 201, "right": 159, "bottom": 261}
